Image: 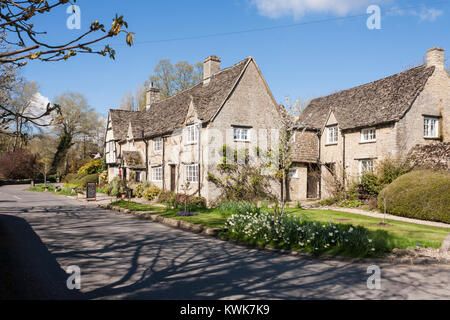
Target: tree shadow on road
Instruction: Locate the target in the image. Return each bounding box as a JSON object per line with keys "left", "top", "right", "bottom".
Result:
{"left": 2, "top": 205, "right": 449, "bottom": 300}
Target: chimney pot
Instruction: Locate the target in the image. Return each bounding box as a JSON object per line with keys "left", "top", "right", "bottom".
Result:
{"left": 427, "top": 47, "right": 445, "bottom": 70}
{"left": 203, "top": 55, "right": 221, "bottom": 83}
{"left": 146, "top": 83, "right": 161, "bottom": 110}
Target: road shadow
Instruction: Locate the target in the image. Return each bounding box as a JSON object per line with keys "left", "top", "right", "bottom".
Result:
{"left": 0, "top": 214, "right": 84, "bottom": 300}
{"left": 2, "top": 205, "right": 449, "bottom": 300}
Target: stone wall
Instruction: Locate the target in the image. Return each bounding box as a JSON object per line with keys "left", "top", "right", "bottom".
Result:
{"left": 408, "top": 142, "right": 450, "bottom": 171}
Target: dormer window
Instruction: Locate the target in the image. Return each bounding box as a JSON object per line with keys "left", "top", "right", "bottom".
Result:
{"left": 424, "top": 116, "right": 439, "bottom": 138}
{"left": 361, "top": 128, "right": 376, "bottom": 143}
{"left": 186, "top": 124, "right": 199, "bottom": 144}
{"left": 326, "top": 125, "right": 338, "bottom": 144}
{"left": 154, "top": 137, "right": 162, "bottom": 152}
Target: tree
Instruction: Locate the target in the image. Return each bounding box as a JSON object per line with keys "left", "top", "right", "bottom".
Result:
{"left": 0, "top": 0, "right": 134, "bottom": 66}
{"left": 37, "top": 157, "right": 52, "bottom": 186}
{"left": 0, "top": 1, "right": 134, "bottom": 136}
{"left": 119, "top": 90, "right": 136, "bottom": 111}
{"left": 149, "top": 59, "right": 175, "bottom": 99}
{"left": 51, "top": 92, "right": 102, "bottom": 174}
{"left": 10, "top": 80, "right": 40, "bottom": 151}
{"left": 148, "top": 59, "right": 203, "bottom": 99}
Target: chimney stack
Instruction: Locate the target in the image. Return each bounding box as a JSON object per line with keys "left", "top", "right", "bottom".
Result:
{"left": 145, "top": 82, "right": 160, "bottom": 110}
{"left": 203, "top": 55, "right": 221, "bottom": 84}
{"left": 427, "top": 47, "right": 445, "bottom": 70}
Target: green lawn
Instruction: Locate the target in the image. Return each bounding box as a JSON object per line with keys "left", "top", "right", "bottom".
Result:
{"left": 109, "top": 201, "right": 450, "bottom": 250}
{"left": 286, "top": 208, "right": 450, "bottom": 250}
{"left": 28, "top": 184, "right": 74, "bottom": 196}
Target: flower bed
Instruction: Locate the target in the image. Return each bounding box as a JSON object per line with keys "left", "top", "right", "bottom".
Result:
{"left": 223, "top": 212, "right": 387, "bottom": 257}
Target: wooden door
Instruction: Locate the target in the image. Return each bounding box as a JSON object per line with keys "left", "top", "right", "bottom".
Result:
{"left": 170, "top": 165, "right": 176, "bottom": 192}
{"left": 307, "top": 164, "right": 319, "bottom": 199}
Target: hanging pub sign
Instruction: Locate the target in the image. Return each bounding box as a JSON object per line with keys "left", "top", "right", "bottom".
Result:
{"left": 86, "top": 182, "right": 97, "bottom": 201}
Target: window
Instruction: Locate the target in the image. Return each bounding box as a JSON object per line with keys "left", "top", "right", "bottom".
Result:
{"left": 186, "top": 164, "right": 199, "bottom": 183}
{"left": 361, "top": 128, "right": 376, "bottom": 143}
{"left": 359, "top": 159, "right": 374, "bottom": 177}
{"left": 154, "top": 138, "right": 162, "bottom": 152}
{"left": 233, "top": 127, "right": 250, "bottom": 142}
{"left": 152, "top": 166, "right": 162, "bottom": 181}
{"left": 424, "top": 117, "right": 439, "bottom": 138}
{"left": 288, "top": 168, "right": 298, "bottom": 179}
{"left": 186, "top": 124, "right": 199, "bottom": 144}
{"left": 327, "top": 126, "right": 338, "bottom": 144}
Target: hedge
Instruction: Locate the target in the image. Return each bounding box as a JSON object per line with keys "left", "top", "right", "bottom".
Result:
{"left": 378, "top": 170, "right": 450, "bottom": 224}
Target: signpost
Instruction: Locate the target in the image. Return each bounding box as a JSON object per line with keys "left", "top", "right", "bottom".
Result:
{"left": 86, "top": 182, "right": 97, "bottom": 201}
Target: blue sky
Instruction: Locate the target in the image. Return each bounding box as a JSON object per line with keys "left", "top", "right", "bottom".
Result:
{"left": 21, "top": 0, "right": 450, "bottom": 117}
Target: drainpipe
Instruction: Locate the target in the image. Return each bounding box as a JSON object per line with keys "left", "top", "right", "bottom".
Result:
{"left": 342, "top": 131, "right": 346, "bottom": 188}
{"left": 142, "top": 131, "right": 149, "bottom": 182}
{"left": 162, "top": 137, "right": 166, "bottom": 192}
{"left": 318, "top": 130, "right": 322, "bottom": 199}
{"left": 198, "top": 123, "right": 202, "bottom": 197}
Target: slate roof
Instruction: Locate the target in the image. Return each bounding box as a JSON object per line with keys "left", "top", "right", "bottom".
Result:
{"left": 109, "top": 57, "right": 251, "bottom": 141}
{"left": 298, "top": 65, "right": 436, "bottom": 130}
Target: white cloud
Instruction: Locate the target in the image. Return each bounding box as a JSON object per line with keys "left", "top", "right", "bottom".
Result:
{"left": 415, "top": 8, "right": 443, "bottom": 22}
{"left": 251, "top": 0, "right": 380, "bottom": 19}
{"left": 387, "top": 6, "right": 444, "bottom": 22}
{"left": 23, "top": 92, "right": 53, "bottom": 126}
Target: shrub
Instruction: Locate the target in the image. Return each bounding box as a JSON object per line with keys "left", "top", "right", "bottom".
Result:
{"left": 336, "top": 199, "right": 363, "bottom": 208}
{"left": 99, "top": 170, "right": 108, "bottom": 185}
{"left": 134, "top": 181, "right": 151, "bottom": 198}
{"left": 65, "top": 174, "right": 98, "bottom": 188}
{"left": 0, "top": 150, "right": 37, "bottom": 180}
{"left": 378, "top": 170, "right": 450, "bottom": 224}
{"left": 224, "top": 212, "right": 383, "bottom": 257}
{"left": 158, "top": 190, "right": 176, "bottom": 204}
{"left": 108, "top": 178, "right": 127, "bottom": 197}
{"left": 142, "top": 186, "right": 162, "bottom": 201}
{"left": 77, "top": 159, "right": 103, "bottom": 175}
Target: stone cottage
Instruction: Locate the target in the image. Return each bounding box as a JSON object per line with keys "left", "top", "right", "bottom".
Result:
{"left": 105, "top": 56, "right": 284, "bottom": 203}
{"left": 289, "top": 47, "right": 450, "bottom": 201}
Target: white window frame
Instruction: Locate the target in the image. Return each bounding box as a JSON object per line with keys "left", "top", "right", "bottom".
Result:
{"left": 288, "top": 168, "right": 298, "bottom": 179}
{"left": 185, "top": 163, "right": 199, "bottom": 183}
{"left": 186, "top": 124, "right": 199, "bottom": 144}
{"left": 233, "top": 127, "right": 250, "bottom": 142}
{"left": 154, "top": 137, "right": 162, "bottom": 152}
{"left": 361, "top": 128, "right": 376, "bottom": 143}
{"left": 327, "top": 126, "right": 338, "bottom": 144}
{"left": 424, "top": 117, "right": 439, "bottom": 138}
{"left": 359, "top": 159, "right": 374, "bottom": 177}
{"left": 152, "top": 166, "right": 163, "bottom": 182}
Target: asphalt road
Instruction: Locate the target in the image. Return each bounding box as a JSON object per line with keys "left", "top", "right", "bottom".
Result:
{"left": 0, "top": 184, "right": 449, "bottom": 300}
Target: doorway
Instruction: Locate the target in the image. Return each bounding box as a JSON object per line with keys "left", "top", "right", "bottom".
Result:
{"left": 170, "top": 165, "right": 176, "bottom": 192}
{"left": 307, "top": 164, "right": 320, "bottom": 199}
